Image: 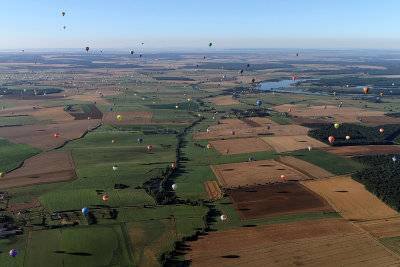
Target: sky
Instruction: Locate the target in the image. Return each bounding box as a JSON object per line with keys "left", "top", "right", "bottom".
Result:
{"left": 1, "top": 0, "right": 400, "bottom": 50}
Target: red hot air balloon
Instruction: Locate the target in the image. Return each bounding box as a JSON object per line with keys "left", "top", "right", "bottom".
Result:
{"left": 289, "top": 108, "right": 292, "bottom": 112}
{"left": 380, "top": 128, "right": 384, "bottom": 133}
{"left": 54, "top": 133, "right": 60, "bottom": 138}
{"left": 203, "top": 56, "right": 206, "bottom": 59}
{"left": 171, "top": 163, "right": 177, "bottom": 169}
{"left": 292, "top": 76, "right": 296, "bottom": 81}
{"left": 281, "top": 174, "right": 286, "bottom": 180}
{"left": 251, "top": 79, "right": 255, "bottom": 83}
{"left": 102, "top": 195, "right": 109, "bottom": 202}
{"left": 328, "top": 136, "right": 335, "bottom": 143}
{"left": 147, "top": 145, "right": 153, "bottom": 151}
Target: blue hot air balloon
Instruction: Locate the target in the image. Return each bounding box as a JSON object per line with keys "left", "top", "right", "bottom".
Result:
{"left": 257, "top": 100, "right": 262, "bottom": 107}
{"left": 267, "top": 125, "right": 271, "bottom": 130}
{"left": 138, "top": 138, "right": 143, "bottom": 144}
{"left": 249, "top": 157, "right": 253, "bottom": 162}
{"left": 82, "top": 207, "right": 89, "bottom": 215}
{"left": 9, "top": 249, "right": 18, "bottom": 257}
{"left": 393, "top": 156, "right": 397, "bottom": 162}
{"left": 109, "top": 107, "right": 113, "bottom": 111}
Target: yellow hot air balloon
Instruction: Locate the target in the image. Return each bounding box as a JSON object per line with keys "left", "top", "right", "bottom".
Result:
{"left": 187, "top": 98, "right": 191, "bottom": 102}
{"left": 380, "top": 92, "right": 384, "bottom": 96}
{"left": 153, "top": 101, "right": 156, "bottom": 104}
{"left": 175, "top": 105, "right": 179, "bottom": 109}
{"left": 334, "top": 123, "right": 339, "bottom": 129}
{"left": 134, "top": 93, "right": 137, "bottom": 96}
{"left": 363, "top": 87, "right": 370, "bottom": 95}
{"left": 0, "top": 172, "right": 5, "bottom": 178}
{"left": 207, "top": 144, "right": 212, "bottom": 149}
{"left": 117, "top": 115, "right": 122, "bottom": 121}
{"left": 308, "top": 146, "right": 312, "bottom": 151}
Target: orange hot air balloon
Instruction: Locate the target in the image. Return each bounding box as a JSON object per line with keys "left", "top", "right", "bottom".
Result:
{"left": 292, "top": 76, "right": 296, "bottom": 81}
{"left": 379, "top": 128, "right": 384, "bottom": 133}
{"left": 281, "top": 174, "right": 286, "bottom": 180}
{"left": 102, "top": 195, "right": 109, "bottom": 202}
{"left": 380, "top": 92, "right": 384, "bottom": 96}
{"left": 62, "top": 12, "right": 65, "bottom": 16}
{"left": 363, "top": 87, "right": 370, "bottom": 95}
{"left": 328, "top": 136, "right": 335, "bottom": 143}
{"left": 54, "top": 133, "right": 60, "bottom": 138}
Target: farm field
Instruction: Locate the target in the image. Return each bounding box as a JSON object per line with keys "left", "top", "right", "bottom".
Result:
{"left": 321, "top": 145, "right": 400, "bottom": 157}
{"left": 209, "top": 137, "right": 273, "bottom": 155}
{"left": 261, "top": 134, "right": 328, "bottom": 153}
{"left": 186, "top": 218, "right": 400, "bottom": 266}
{"left": 208, "top": 95, "right": 240, "bottom": 105}
{"left": 301, "top": 175, "right": 399, "bottom": 220}
{"left": 227, "top": 183, "right": 334, "bottom": 220}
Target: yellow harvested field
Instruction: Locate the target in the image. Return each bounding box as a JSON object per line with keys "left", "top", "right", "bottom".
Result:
{"left": 357, "top": 217, "right": 400, "bottom": 238}
{"left": 33, "top": 106, "right": 74, "bottom": 122}
{"left": 186, "top": 218, "right": 400, "bottom": 267}
{"left": 209, "top": 137, "right": 273, "bottom": 155}
{"left": 203, "top": 181, "right": 223, "bottom": 200}
{"left": 210, "top": 156, "right": 325, "bottom": 188}
{"left": 193, "top": 118, "right": 307, "bottom": 140}
{"left": 208, "top": 95, "right": 240, "bottom": 105}
{"left": 301, "top": 176, "right": 398, "bottom": 220}
{"left": 261, "top": 135, "right": 328, "bottom": 153}
{"left": 273, "top": 104, "right": 385, "bottom": 123}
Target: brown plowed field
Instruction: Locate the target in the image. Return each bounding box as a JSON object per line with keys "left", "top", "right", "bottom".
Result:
{"left": 228, "top": 183, "right": 334, "bottom": 219}
{"left": 238, "top": 118, "right": 262, "bottom": 127}
{"left": 357, "top": 217, "right": 400, "bottom": 239}
{"left": 33, "top": 106, "right": 74, "bottom": 122}
{"left": 6, "top": 199, "right": 41, "bottom": 211}
{"left": 261, "top": 135, "right": 328, "bottom": 153}
{"left": 68, "top": 104, "right": 103, "bottom": 120}
{"left": 209, "top": 137, "right": 273, "bottom": 155}
{"left": 273, "top": 104, "right": 385, "bottom": 123}
{"left": 0, "top": 119, "right": 101, "bottom": 151}
{"left": 302, "top": 176, "right": 398, "bottom": 221}
{"left": 186, "top": 218, "right": 400, "bottom": 267}
{"left": 210, "top": 157, "right": 314, "bottom": 188}
{"left": 359, "top": 116, "right": 400, "bottom": 126}
{"left": 0, "top": 151, "right": 77, "bottom": 189}
{"left": 203, "top": 181, "right": 223, "bottom": 200}
{"left": 208, "top": 96, "right": 240, "bottom": 105}
{"left": 321, "top": 145, "right": 400, "bottom": 157}
{"left": 289, "top": 117, "right": 329, "bottom": 124}
{"left": 102, "top": 111, "right": 153, "bottom": 124}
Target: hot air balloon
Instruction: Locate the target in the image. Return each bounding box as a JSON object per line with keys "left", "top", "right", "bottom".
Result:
{"left": 333, "top": 92, "right": 336, "bottom": 96}
{"left": 220, "top": 215, "right": 227, "bottom": 221}
{"left": 380, "top": 128, "right": 384, "bottom": 133}
{"left": 172, "top": 184, "right": 178, "bottom": 190}
{"left": 289, "top": 108, "right": 292, "bottom": 112}
{"left": 363, "top": 87, "right": 370, "bottom": 95}
{"left": 62, "top": 12, "right": 65, "bottom": 16}
{"left": 203, "top": 56, "right": 206, "bottom": 59}
{"left": 292, "top": 76, "right": 296, "bottom": 81}
{"left": 267, "top": 125, "right": 271, "bottom": 130}
{"left": 147, "top": 145, "right": 153, "bottom": 151}
{"left": 85, "top": 47, "right": 89, "bottom": 52}
{"left": 0, "top": 172, "right": 4, "bottom": 178}
{"left": 251, "top": 79, "right": 255, "bottom": 83}
{"left": 208, "top": 42, "right": 212, "bottom": 47}
{"left": 392, "top": 156, "right": 397, "bottom": 162}
{"left": 130, "top": 51, "right": 134, "bottom": 54}
{"left": 111, "top": 140, "right": 115, "bottom": 144}
{"left": 102, "top": 195, "right": 109, "bottom": 202}
{"left": 113, "top": 165, "right": 118, "bottom": 171}
{"left": 296, "top": 53, "right": 299, "bottom": 56}
{"left": 207, "top": 144, "right": 212, "bottom": 149}
{"left": 54, "top": 133, "right": 60, "bottom": 138}
{"left": 323, "top": 106, "right": 327, "bottom": 110}
{"left": 187, "top": 98, "right": 192, "bottom": 102}
{"left": 82, "top": 207, "right": 89, "bottom": 215}
{"left": 117, "top": 115, "right": 122, "bottom": 121}
{"left": 247, "top": 64, "right": 250, "bottom": 68}
{"left": 328, "top": 136, "right": 335, "bottom": 143}
{"left": 239, "top": 69, "right": 243, "bottom": 74}
{"left": 175, "top": 105, "right": 179, "bottom": 109}
{"left": 63, "top": 26, "right": 66, "bottom": 30}
{"left": 257, "top": 100, "right": 262, "bottom": 107}
{"left": 9, "top": 249, "right": 18, "bottom": 257}
{"left": 138, "top": 138, "right": 143, "bottom": 144}
{"left": 281, "top": 174, "right": 286, "bottom": 180}
{"left": 231, "top": 130, "right": 235, "bottom": 135}
{"left": 171, "top": 163, "right": 177, "bottom": 169}
{"left": 308, "top": 146, "right": 312, "bottom": 151}
{"left": 346, "top": 136, "right": 351, "bottom": 141}
{"left": 334, "top": 123, "right": 339, "bottom": 129}
{"left": 249, "top": 157, "right": 253, "bottom": 162}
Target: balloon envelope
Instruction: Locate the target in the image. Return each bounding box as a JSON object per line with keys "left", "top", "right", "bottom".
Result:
{"left": 147, "top": 145, "right": 153, "bottom": 150}
{"left": 220, "top": 215, "right": 227, "bottom": 221}
{"left": 9, "top": 249, "right": 17, "bottom": 257}
{"left": 54, "top": 133, "right": 60, "bottom": 138}
{"left": 334, "top": 123, "right": 340, "bottom": 129}
{"left": 171, "top": 163, "right": 177, "bottom": 168}
{"left": 207, "top": 144, "right": 212, "bottom": 149}
{"left": 380, "top": 128, "right": 384, "bottom": 133}
{"left": 117, "top": 115, "right": 122, "bottom": 121}
{"left": 0, "top": 172, "right": 4, "bottom": 178}
{"left": 82, "top": 207, "right": 89, "bottom": 215}
{"left": 257, "top": 100, "right": 262, "bottom": 106}
{"left": 138, "top": 138, "right": 143, "bottom": 143}
{"left": 281, "top": 175, "right": 285, "bottom": 180}
{"left": 103, "top": 195, "right": 109, "bottom": 202}
{"left": 172, "top": 184, "right": 178, "bottom": 190}
{"left": 328, "top": 136, "right": 335, "bottom": 143}
{"left": 392, "top": 156, "right": 397, "bottom": 162}
{"left": 363, "top": 87, "right": 370, "bottom": 95}
{"left": 113, "top": 166, "right": 118, "bottom": 171}
{"left": 346, "top": 136, "right": 351, "bottom": 140}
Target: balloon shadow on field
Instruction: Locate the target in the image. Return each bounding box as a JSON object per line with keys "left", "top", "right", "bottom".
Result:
{"left": 221, "top": 255, "right": 240, "bottom": 258}
{"left": 53, "top": 251, "right": 92, "bottom": 256}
